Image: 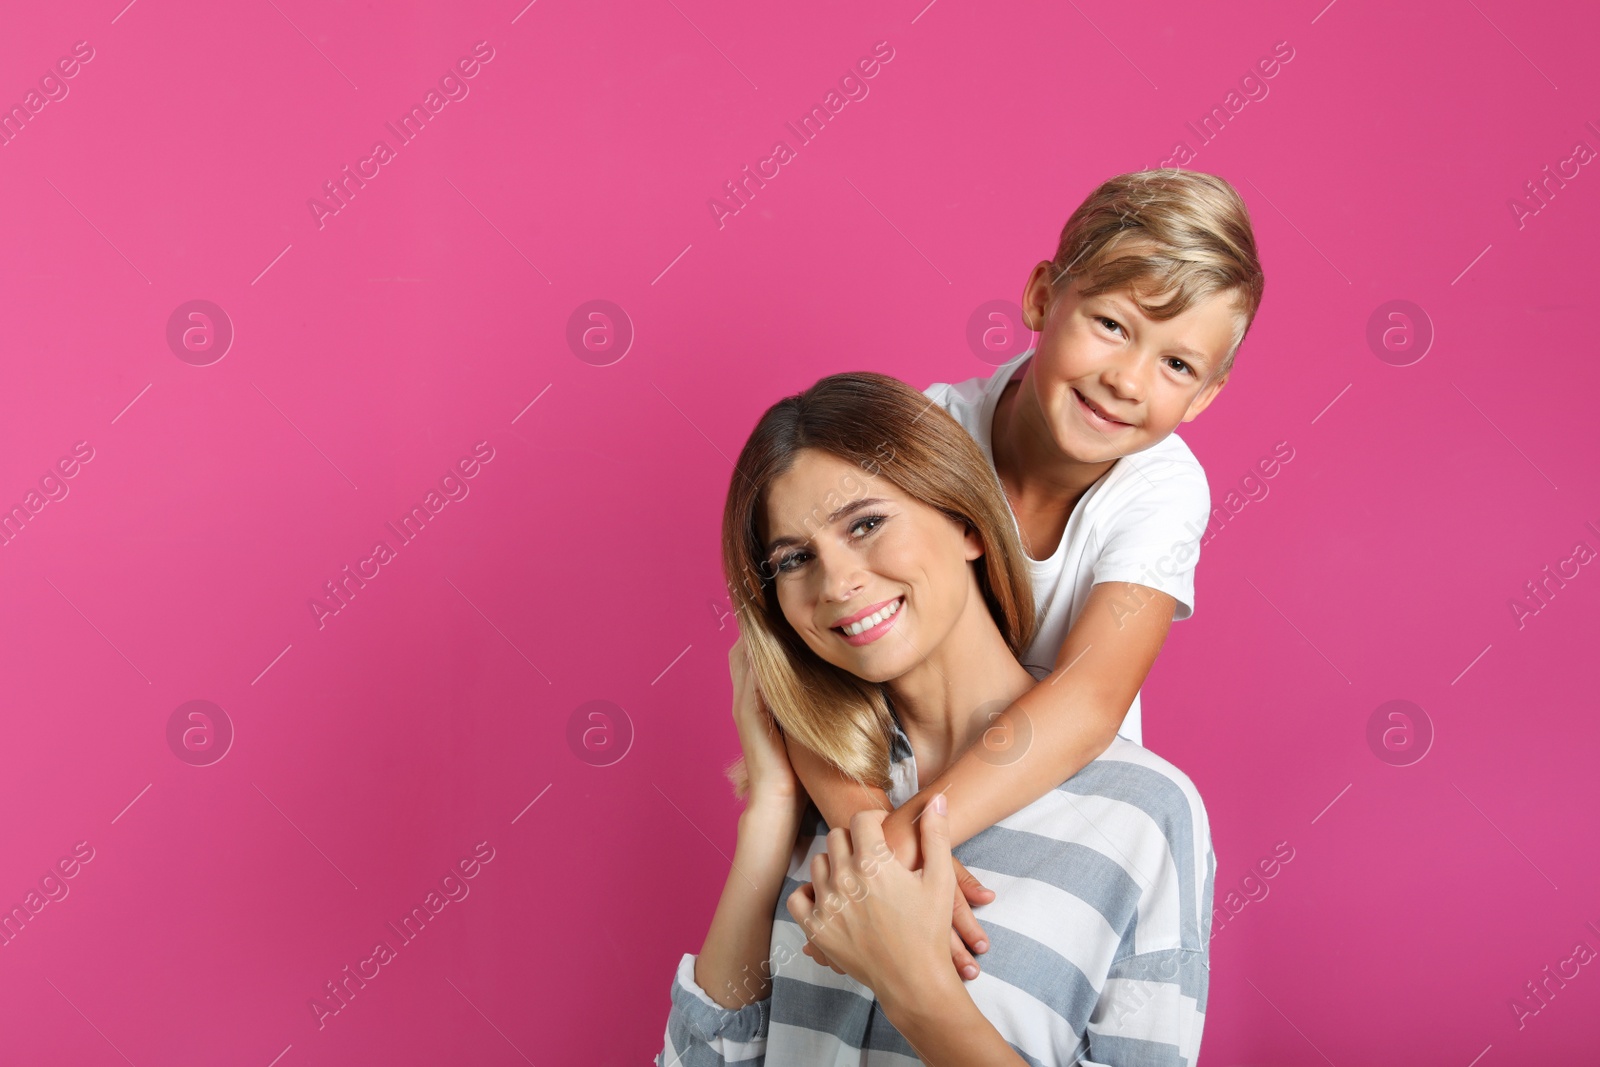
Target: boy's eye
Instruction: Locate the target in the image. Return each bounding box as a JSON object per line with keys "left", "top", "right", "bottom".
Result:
{"left": 1164, "top": 357, "right": 1194, "bottom": 376}
{"left": 1096, "top": 315, "right": 1124, "bottom": 336}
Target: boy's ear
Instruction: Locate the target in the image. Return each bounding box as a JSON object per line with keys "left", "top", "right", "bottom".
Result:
{"left": 1180, "top": 373, "right": 1228, "bottom": 423}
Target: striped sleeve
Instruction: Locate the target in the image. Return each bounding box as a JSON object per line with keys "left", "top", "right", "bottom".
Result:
{"left": 656, "top": 952, "right": 768, "bottom": 1067}
{"left": 1078, "top": 945, "right": 1210, "bottom": 1065}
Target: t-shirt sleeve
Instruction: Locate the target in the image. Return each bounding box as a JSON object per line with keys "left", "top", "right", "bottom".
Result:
{"left": 656, "top": 952, "right": 769, "bottom": 1066}
{"left": 1090, "top": 463, "right": 1211, "bottom": 621}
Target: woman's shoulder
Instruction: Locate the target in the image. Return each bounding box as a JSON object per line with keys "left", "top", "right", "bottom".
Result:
{"left": 983, "top": 737, "right": 1212, "bottom": 872}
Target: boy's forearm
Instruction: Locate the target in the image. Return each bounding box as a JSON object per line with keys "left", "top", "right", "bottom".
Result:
{"left": 891, "top": 674, "right": 1125, "bottom": 850}
{"left": 694, "top": 804, "right": 803, "bottom": 1011}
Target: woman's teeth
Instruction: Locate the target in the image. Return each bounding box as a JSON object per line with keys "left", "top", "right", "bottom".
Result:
{"left": 841, "top": 597, "right": 903, "bottom": 636}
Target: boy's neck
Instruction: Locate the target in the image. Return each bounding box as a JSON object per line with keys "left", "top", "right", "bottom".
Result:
{"left": 991, "top": 361, "right": 1119, "bottom": 517}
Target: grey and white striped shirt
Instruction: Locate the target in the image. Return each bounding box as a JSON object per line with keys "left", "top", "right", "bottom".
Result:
{"left": 657, "top": 706, "right": 1216, "bottom": 1066}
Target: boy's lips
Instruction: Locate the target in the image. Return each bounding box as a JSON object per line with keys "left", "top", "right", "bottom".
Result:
{"left": 1073, "top": 388, "right": 1133, "bottom": 428}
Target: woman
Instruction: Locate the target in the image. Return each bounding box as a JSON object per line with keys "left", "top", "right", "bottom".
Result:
{"left": 656, "top": 371, "right": 1215, "bottom": 1065}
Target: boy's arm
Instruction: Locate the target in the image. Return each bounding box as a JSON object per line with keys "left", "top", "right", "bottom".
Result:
{"left": 882, "top": 582, "right": 1179, "bottom": 863}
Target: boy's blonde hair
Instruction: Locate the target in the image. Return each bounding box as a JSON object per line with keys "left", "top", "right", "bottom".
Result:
{"left": 1049, "top": 169, "right": 1264, "bottom": 379}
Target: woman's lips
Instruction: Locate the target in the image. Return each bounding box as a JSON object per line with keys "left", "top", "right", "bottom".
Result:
{"left": 832, "top": 595, "right": 905, "bottom": 647}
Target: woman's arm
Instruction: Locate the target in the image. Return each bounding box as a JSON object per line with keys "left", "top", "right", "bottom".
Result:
{"left": 656, "top": 802, "right": 799, "bottom": 1067}
{"left": 880, "top": 582, "right": 1178, "bottom": 866}
{"left": 693, "top": 802, "right": 804, "bottom": 1009}
{"left": 656, "top": 639, "right": 808, "bottom": 1066}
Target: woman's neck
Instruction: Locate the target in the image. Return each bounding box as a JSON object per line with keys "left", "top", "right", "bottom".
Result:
{"left": 883, "top": 577, "right": 1037, "bottom": 785}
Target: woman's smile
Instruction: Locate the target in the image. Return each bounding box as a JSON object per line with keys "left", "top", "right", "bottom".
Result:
{"left": 831, "top": 595, "right": 906, "bottom": 646}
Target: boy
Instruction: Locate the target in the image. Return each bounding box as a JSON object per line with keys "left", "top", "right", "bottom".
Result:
{"left": 786, "top": 168, "right": 1264, "bottom": 979}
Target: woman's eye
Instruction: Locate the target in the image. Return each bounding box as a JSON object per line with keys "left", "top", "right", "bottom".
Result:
{"left": 850, "top": 515, "right": 886, "bottom": 537}
{"left": 774, "top": 551, "right": 808, "bottom": 573}
{"left": 772, "top": 516, "right": 885, "bottom": 573}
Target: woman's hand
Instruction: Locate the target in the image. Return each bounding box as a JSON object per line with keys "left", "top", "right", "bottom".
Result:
{"left": 801, "top": 807, "right": 995, "bottom": 981}
{"left": 728, "top": 634, "right": 806, "bottom": 819}
{"left": 786, "top": 795, "right": 961, "bottom": 1010}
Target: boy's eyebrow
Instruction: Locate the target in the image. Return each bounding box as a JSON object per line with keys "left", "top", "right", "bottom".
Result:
{"left": 765, "top": 497, "right": 890, "bottom": 555}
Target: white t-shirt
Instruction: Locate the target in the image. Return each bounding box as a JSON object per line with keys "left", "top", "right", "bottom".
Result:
{"left": 923, "top": 349, "right": 1212, "bottom": 745}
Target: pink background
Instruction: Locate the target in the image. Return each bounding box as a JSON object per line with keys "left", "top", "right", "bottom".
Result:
{"left": 1, "top": 0, "right": 1596, "bottom": 1063}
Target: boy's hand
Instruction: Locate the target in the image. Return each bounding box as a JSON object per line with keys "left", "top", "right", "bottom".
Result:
{"left": 801, "top": 806, "right": 996, "bottom": 979}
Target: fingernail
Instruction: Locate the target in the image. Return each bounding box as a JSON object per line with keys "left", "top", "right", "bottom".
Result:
{"left": 962, "top": 965, "right": 978, "bottom": 980}
{"left": 933, "top": 793, "right": 947, "bottom": 815}
{"left": 975, "top": 940, "right": 988, "bottom": 953}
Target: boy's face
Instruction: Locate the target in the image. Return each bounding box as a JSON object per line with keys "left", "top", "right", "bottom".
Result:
{"left": 1018, "top": 260, "right": 1237, "bottom": 462}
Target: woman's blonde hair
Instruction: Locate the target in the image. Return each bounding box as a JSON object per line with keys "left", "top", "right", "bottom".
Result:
{"left": 719, "top": 371, "right": 1036, "bottom": 799}
{"left": 1050, "top": 169, "right": 1264, "bottom": 378}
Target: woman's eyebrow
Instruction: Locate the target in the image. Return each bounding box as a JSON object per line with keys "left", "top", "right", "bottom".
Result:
{"left": 765, "top": 497, "right": 890, "bottom": 555}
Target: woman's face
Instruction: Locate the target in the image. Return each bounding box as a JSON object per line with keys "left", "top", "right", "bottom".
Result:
{"left": 760, "top": 448, "right": 984, "bottom": 684}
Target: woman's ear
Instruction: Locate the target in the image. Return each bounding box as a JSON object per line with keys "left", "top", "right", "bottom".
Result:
{"left": 963, "top": 523, "right": 985, "bottom": 562}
